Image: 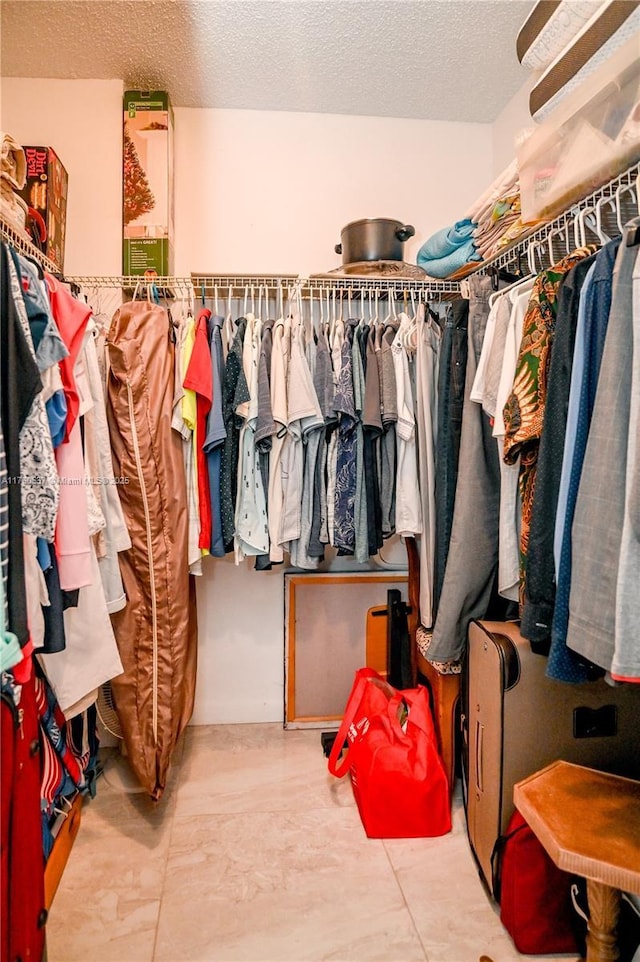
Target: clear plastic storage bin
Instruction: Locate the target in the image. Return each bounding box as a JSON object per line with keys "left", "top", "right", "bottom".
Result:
{"left": 519, "top": 43, "right": 640, "bottom": 224}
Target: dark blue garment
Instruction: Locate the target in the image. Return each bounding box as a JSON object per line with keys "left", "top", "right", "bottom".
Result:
{"left": 40, "top": 544, "right": 73, "bottom": 654}
{"left": 220, "top": 319, "right": 249, "bottom": 552}
{"left": 433, "top": 300, "right": 468, "bottom": 616}
{"left": 334, "top": 323, "right": 358, "bottom": 554}
{"left": 207, "top": 448, "right": 224, "bottom": 557}
{"left": 547, "top": 238, "right": 620, "bottom": 682}
{"left": 520, "top": 254, "right": 597, "bottom": 651}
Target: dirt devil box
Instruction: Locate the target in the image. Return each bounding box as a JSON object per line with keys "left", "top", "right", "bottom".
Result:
{"left": 18, "top": 146, "right": 68, "bottom": 272}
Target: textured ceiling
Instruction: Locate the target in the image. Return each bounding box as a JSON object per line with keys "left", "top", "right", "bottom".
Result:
{"left": 1, "top": 0, "right": 531, "bottom": 122}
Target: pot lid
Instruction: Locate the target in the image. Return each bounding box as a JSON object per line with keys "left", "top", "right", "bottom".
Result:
{"left": 340, "top": 218, "right": 406, "bottom": 231}
{"left": 312, "top": 260, "right": 428, "bottom": 280}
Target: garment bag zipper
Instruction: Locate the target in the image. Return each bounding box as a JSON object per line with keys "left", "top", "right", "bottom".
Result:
{"left": 126, "top": 378, "right": 159, "bottom": 743}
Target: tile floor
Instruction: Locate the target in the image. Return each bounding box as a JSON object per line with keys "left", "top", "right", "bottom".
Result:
{"left": 45, "top": 724, "right": 579, "bottom": 962}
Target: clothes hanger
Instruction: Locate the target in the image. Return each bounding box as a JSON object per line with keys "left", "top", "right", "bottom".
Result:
{"left": 547, "top": 221, "right": 572, "bottom": 265}
{"left": 489, "top": 270, "right": 533, "bottom": 306}
{"left": 315, "top": 288, "right": 324, "bottom": 337}
{"left": 615, "top": 182, "right": 638, "bottom": 235}
{"left": 594, "top": 195, "right": 615, "bottom": 243}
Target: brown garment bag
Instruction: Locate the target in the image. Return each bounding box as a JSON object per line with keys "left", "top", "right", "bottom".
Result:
{"left": 107, "top": 301, "right": 197, "bottom": 799}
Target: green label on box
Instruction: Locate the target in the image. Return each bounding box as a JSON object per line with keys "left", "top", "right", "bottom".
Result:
{"left": 124, "top": 90, "right": 170, "bottom": 115}
{"left": 123, "top": 238, "right": 171, "bottom": 276}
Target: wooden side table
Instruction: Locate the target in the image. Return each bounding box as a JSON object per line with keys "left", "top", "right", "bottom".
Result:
{"left": 514, "top": 760, "right": 640, "bottom": 962}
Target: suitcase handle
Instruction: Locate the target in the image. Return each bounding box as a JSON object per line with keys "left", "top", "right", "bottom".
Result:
{"left": 475, "top": 720, "right": 484, "bottom": 794}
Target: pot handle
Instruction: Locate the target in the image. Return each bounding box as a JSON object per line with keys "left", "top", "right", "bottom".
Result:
{"left": 334, "top": 244, "right": 342, "bottom": 255}
{"left": 395, "top": 224, "right": 415, "bottom": 243}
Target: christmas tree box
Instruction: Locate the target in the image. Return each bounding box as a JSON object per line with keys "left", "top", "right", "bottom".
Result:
{"left": 123, "top": 90, "right": 174, "bottom": 276}
{"left": 18, "top": 146, "right": 68, "bottom": 272}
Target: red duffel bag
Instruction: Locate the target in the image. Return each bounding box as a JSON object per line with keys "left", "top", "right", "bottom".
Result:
{"left": 328, "top": 667, "right": 451, "bottom": 839}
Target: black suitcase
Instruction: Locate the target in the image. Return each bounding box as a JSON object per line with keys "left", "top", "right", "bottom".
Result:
{"left": 462, "top": 620, "right": 640, "bottom": 896}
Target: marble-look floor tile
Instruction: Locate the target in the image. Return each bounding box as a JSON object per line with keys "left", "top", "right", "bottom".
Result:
{"left": 384, "top": 798, "right": 578, "bottom": 962}
{"left": 45, "top": 812, "right": 169, "bottom": 962}
{"left": 47, "top": 896, "right": 160, "bottom": 962}
{"left": 46, "top": 726, "right": 582, "bottom": 962}
{"left": 176, "top": 723, "right": 355, "bottom": 817}
{"left": 154, "top": 806, "right": 427, "bottom": 962}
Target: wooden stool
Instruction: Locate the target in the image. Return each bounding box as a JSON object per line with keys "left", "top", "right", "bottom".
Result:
{"left": 514, "top": 760, "right": 640, "bottom": 962}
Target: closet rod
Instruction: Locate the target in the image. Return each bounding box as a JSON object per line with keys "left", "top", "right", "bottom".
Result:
{"left": 63, "top": 275, "right": 194, "bottom": 291}
{"left": 191, "top": 273, "right": 461, "bottom": 297}
{"left": 472, "top": 160, "right": 640, "bottom": 276}
{"left": 0, "top": 216, "right": 61, "bottom": 275}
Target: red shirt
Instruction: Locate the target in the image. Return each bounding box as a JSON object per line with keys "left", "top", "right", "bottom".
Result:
{"left": 184, "top": 309, "right": 213, "bottom": 550}
{"left": 45, "top": 275, "right": 92, "bottom": 442}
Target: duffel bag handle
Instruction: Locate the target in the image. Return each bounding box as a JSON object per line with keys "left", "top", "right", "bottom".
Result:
{"left": 328, "top": 668, "right": 380, "bottom": 778}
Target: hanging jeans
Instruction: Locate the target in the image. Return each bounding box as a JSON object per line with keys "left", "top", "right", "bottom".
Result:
{"left": 428, "top": 274, "right": 502, "bottom": 664}
{"left": 433, "top": 298, "right": 469, "bottom": 620}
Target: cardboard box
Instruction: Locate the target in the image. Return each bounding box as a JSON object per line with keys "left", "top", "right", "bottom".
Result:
{"left": 18, "top": 146, "right": 68, "bottom": 272}
{"left": 123, "top": 90, "right": 174, "bottom": 276}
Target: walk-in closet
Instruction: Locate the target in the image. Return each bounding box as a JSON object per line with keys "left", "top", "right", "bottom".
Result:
{"left": 1, "top": 2, "right": 640, "bottom": 961}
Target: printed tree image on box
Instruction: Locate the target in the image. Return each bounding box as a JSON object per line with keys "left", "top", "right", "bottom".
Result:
{"left": 123, "top": 128, "right": 155, "bottom": 225}
{"left": 123, "top": 90, "right": 174, "bottom": 276}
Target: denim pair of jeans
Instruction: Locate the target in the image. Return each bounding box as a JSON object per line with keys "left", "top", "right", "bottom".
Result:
{"left": 433, "top": 299, "right": 469, "bottom": 620}
{"left": 429, "top": 274, "right": 501, "bottom": 663}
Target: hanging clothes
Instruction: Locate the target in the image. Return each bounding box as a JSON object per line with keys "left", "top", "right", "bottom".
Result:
{"left": 547, "top": 241, "right": 620, "bottom": 681}
{"left": 106, "top": 300, "right": 196, "bottom": 799}
{"left": 307, "top": 325, "right": 336, "bottom": 560}
{"left": 173, "top": 314, "right": 202, "bottom": 574}
{"left": 82, "top": 318, "right": 132, "bottom": 612}
{"left": 333, "top": 320, "right": 359, "bottom": 553}
{"left": 492, "top": 279, "right": 535, "bottom": 603}
{"left": 502, "top": 246, "right": 595, "bottom": 600}
{"left": 428, "top": 274, "right": 500, "bottom": 665}
{"left": 1, "top": 244, "right": 42, "bottom": 658}
{"left": 392, "top": 312, "right": 422, "bottom": 538}
{"left": 520, "top": 253, "right": 598, "bottom": 651}
{"left": 433, "top": 299, "right": 468, "bottom": 618}
{"left": 288, "top": 324, "right": 326, "bottom": 570}
{"left": 221, "top": 318, "right": 250, "bottom": 554}
{"left": 613, "top": 238, "right": 640, "bottom": 680}
{"left": 377, "top": 318, "right": 399, "bottom": 540}
{"left": 361, "top": 324, "right": 383, "bottom": 556}
{"left": 351, "top": 321, "right": 368, "bottom": 563}
{"left": 184, "top": 307, "right": 213, "bottom": 553}
{"left": 563, "top": 226, "right": 640, "bottom": 678}
{"left": 1, "top": 671, "right": 46, "bottom": 962}
{"left": 235, "top": 313, "right": 270, "bottom": 561}
{"left": 253, "top": 317, "right": 276, "bottom": 570}
{"left": 414, "top": 304, "right": 440, "bottom": 628}
{"left": 268, "top": 315, "right": 290, "bottom": 563}
{"left": 204, "top": 314, "right": 227, "bottom": 559}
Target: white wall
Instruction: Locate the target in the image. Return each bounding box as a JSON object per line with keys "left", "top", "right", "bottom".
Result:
{"left": 1, "top": 78, "right": 124, "bottom": 276}
{"left": 491, "top": 76, "right": 535, "bottom": 176}
{"left": 174, "top": 107, "right": 493, "bottom": 276}
{"left": 1, "top": 78, "right": 494, "bottom": 724}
